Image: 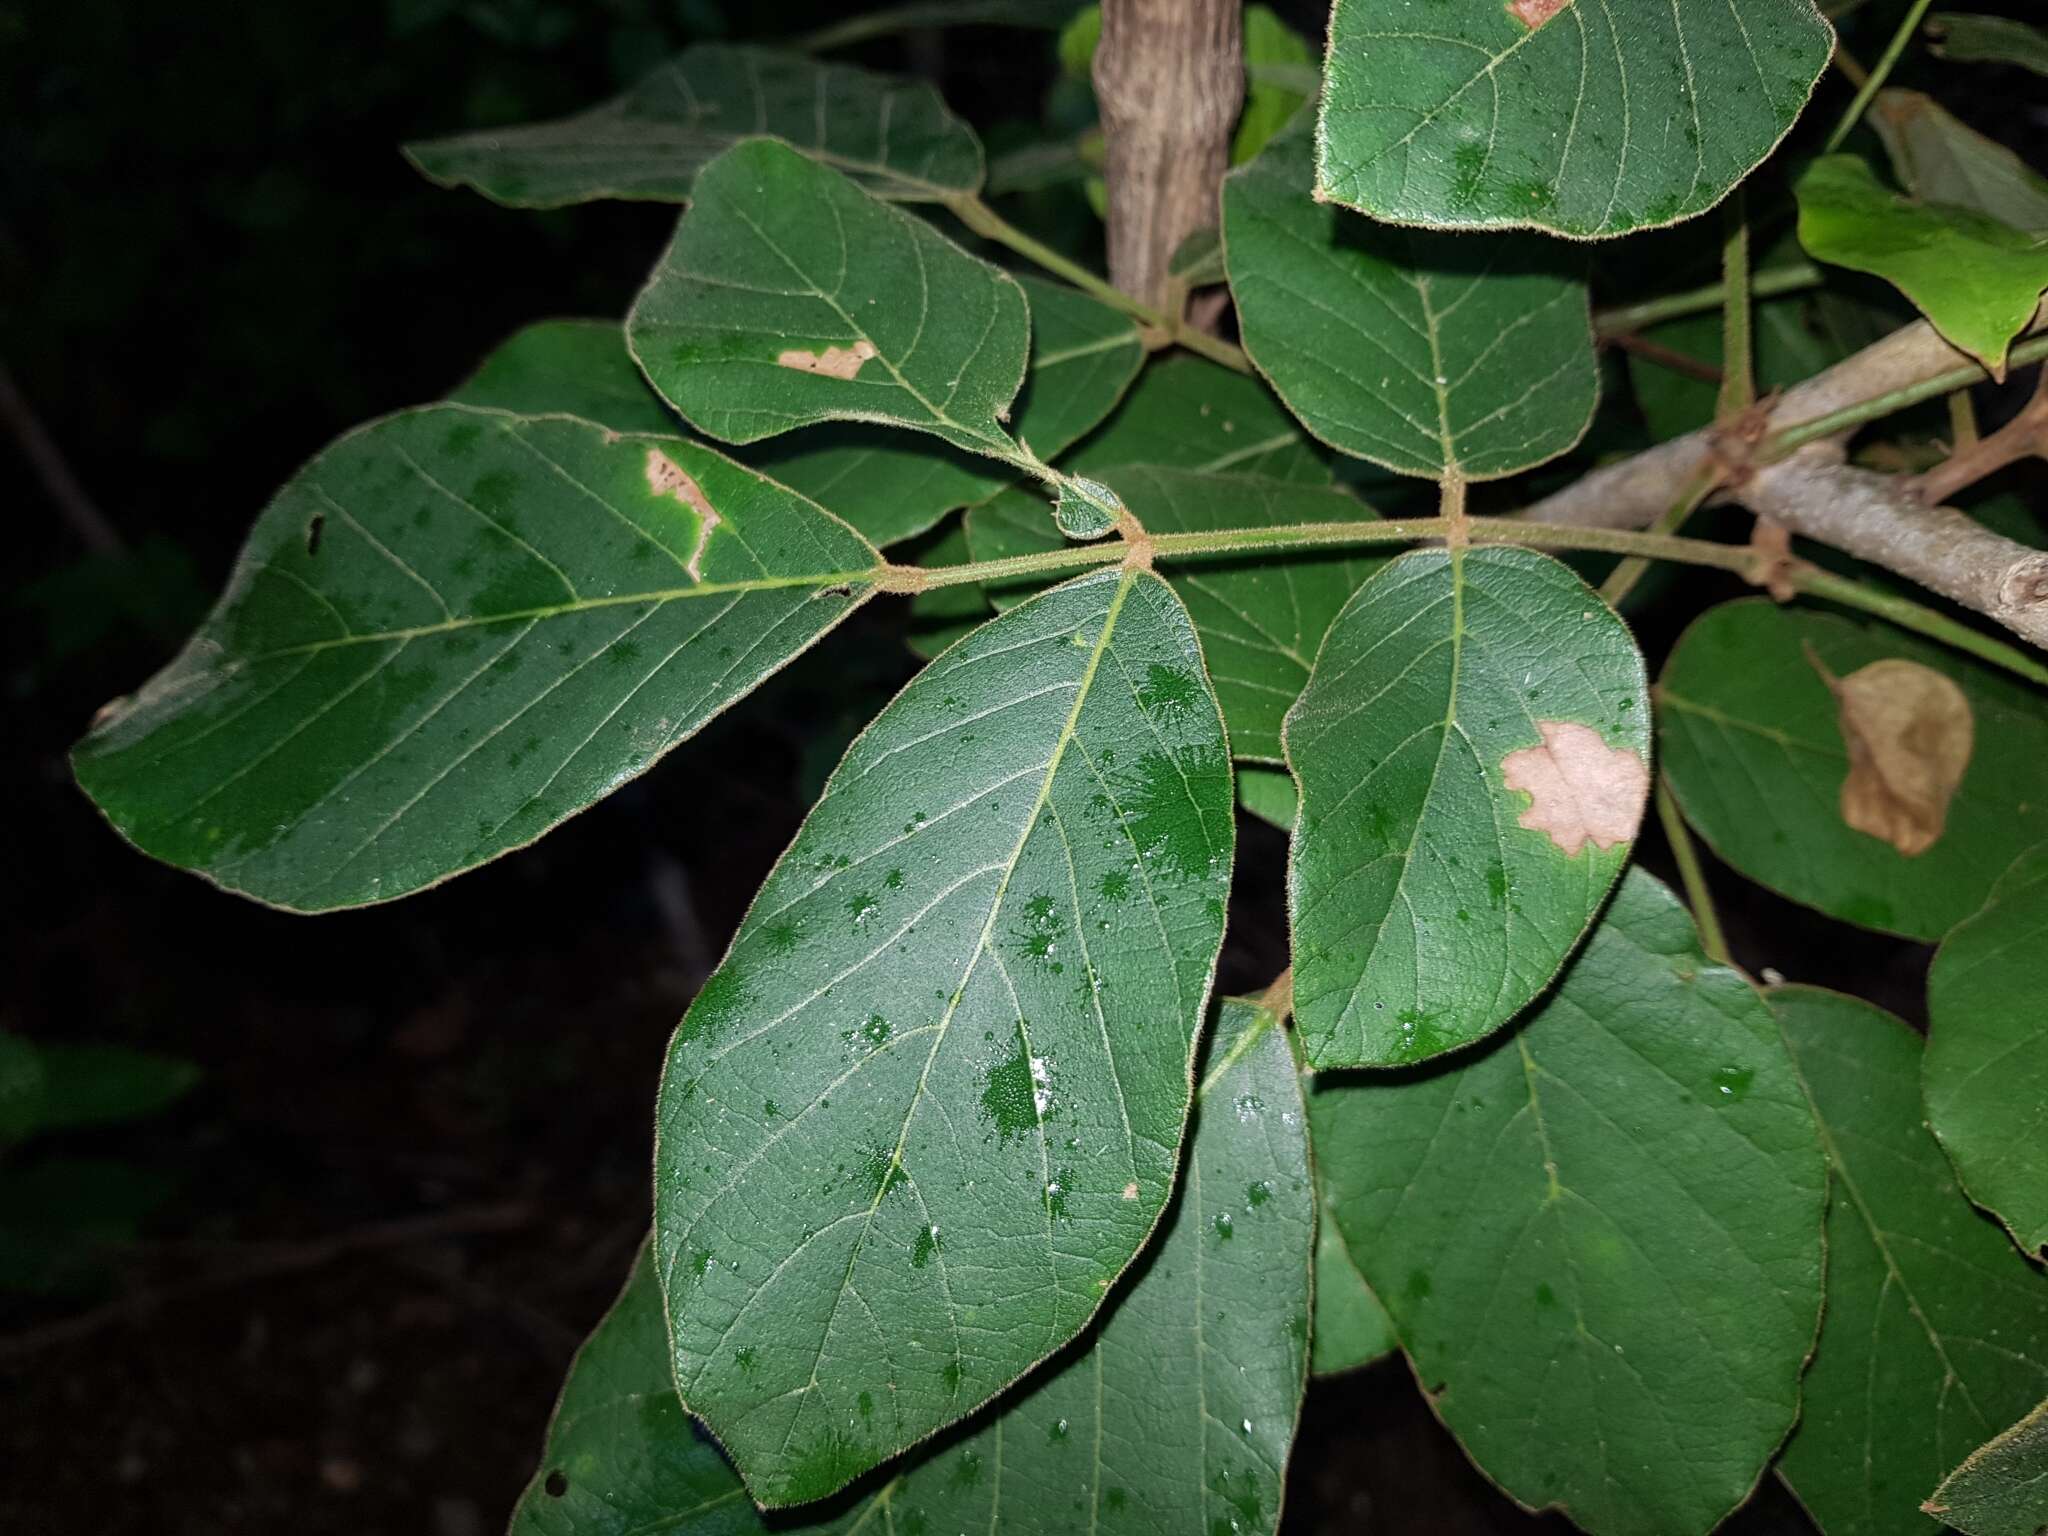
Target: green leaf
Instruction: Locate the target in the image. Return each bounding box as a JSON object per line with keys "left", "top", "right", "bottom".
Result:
{"left": 1870, "top": 89, "right": 2048, "bottom": 237}
{"left": 516, "top": 998, "right": 1311, "bottom": 1536}
{"left": 1234, "top": 5, "right": 1313, "bottom": 165}
{"left": 1066, "top": 355, "right": 1333, "bottom": 485}
{"left": 1925, "top": 1396, "right": 2048, "bottom": 1536}
{"left": 404, "top": 45, "right": 983, "bottom": 209}
{"left": 1656, "top": 599, "right": 2048, "bottom": 940}
{"left": 1286, "top": 547, "right": 1650, "bottom": 1068}
{"left": 1236, "top": 764, "right": 1298, "bottom": 832}
{"left": 1314, "top": 871, "right": 1826, "bottom": 1536}
{"left": 1169, "top": 228, "right": 1225, "bottom": 288}
{"left": 1929, "top": 12, "right": 2048, "bottom": 78}
{"left": 72, "top": 407, "right": 880, "bottom": 912}
{"left": 1926, "top": 843, "right": 2048, "bottom": 1259}
{"left": 1311, "top": 1182, "right": 1393, "bottom": 1378}
{"left": 448, "top": 319, "right": 680, "bottom": 437}
{"left": 742, "top": 276, "right": 1143, "bottom": 548}
{"left": 652, "top": 564, "right": 1235, "bottom": 1506}
{"left": 629, "top": 139, "right": 1032, "bottom": 468}
{"left": 33, "top": 1045, "right": 200, "bottom": 1132}
{"left": 1224, "top": 130, "right": 1598, "bottom": 480}
{"left": 1316, "top": 0, "right": 1833, "bottom": 238}
{"left": 967, "top": 468, "right": 1387, "bottom": 762}
{"left": 1795, "top": 154, "right": 2048, "bottom": 376}
{"left": 1772, "top": 986, "right": 2048, "bottom": 1536}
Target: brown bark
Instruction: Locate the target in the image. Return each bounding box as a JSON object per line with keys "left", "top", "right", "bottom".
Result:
{"left": 1093, "top": 0, "right": 1243, "bottom": 312}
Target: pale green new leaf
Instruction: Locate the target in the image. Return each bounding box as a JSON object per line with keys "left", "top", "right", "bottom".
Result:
{"left": 1314, "top": 871, "right": 1826, "bottom": 1536}
{"left": 1316, "top": 0, "right": 1833, "bottom": 238}
{"left": 652, "top": 565, "right": 1235, "bottom": 1506}
{"left": 1929, "top": 13, "right": 2048, "bottom": 78}
{"left": 1066, "top": 355, "right": 1332, "bottom": 485}
{"left": 448, "top": 319, "right": 681, "bottom": 436}
{"left": 1773, "top": 986, "right": 2048, "bottom": 1536}
{"left": 404, "top": 45, "right": 982, "bottom": 209}
{"left": 514, "top": 998, "right": 1311, "bottom": 1536}
{"left": 71, "top": 407, "right": 880, "bottom": 911}
{"left": 1286, "top": 547, "right": 1650, "bottom": 1068}
{"left": 1926, "top": 844, "right": 2048, "bottom": 1259}
{"left": 1924, "top": 1397, "right": 2048, "bottom": 1536}
{"left": 1225, "top": 130, "right": 1598, "bottom": 480}
{"left": 743, "top": 276, "right": 1143, "bottom": 547}
{"left": 1871, "top": 90, "right": 2048, "bottom": 236}
{"left": 1657, "top": 600, "right": 2048, "bottom": 939}
{"left": 629, "top": 138, "right": 1030, "bottom": 463}
{"left": 1796, "top": 154, "right": 2048, "bottom": 375}
{"left": 967, "top": 468, "right": 1386, "bottom": 761}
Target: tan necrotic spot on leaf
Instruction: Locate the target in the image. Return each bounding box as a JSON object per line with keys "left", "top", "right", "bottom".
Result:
{"left": 1813, "top": 653, "right": 1975, "bottom": 857}
{"left": 775, "top": 339, "right": 879, "bottom": 380}
{"left": 643, "top": 448, "right": 723, "bottom": 582}
{"left": 1506, "top": 0, "right": 1573, "bottom": 30}
{"left": 1500, "top": 721, "right": 1651, "bottom": 857}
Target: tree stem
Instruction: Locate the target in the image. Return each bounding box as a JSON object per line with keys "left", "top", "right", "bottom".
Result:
{"left": 1764, "top": 333, "right": 2048, "bottom": 457}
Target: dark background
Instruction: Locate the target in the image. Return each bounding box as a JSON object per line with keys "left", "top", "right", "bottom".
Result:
{"left": 1, "top": 1, "right": 2031, "bottom": 1531}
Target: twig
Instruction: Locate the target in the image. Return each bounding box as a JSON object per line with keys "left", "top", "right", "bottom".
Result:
{"left": 1657, "top": 778, "right": 1730, "bottom": 967}
{"left": 1594, "top": 263, "right": 1822, "bottom": 337}
{"left": 0, "top": 360, "right": 124, "bottom": 556}
{"left": 1605, "top": 331, "right": 1724, "bottom": 385}
{"left": 1912, "top": 367, "right": 2048, "bottom": 506}
{"left": 1599, "top": 466, "right": 1720, "bottom": 606}
{"left": 0, "top": 1202, "right": 532, "bottom": 1360}
{"left": 1826, "top": 0, "right": 1936, "bottom": 151}
{"left": 1717, "top": 192, "right": 1755, "bottom": 422}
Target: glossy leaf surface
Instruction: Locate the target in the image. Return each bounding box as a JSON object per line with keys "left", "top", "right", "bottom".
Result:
{"left": 1316, "top": 0, "right": 1832, "bottom": 238}
{"left": 743, "top": 276, "right": 1142, "bottom": 547}
{"left": 1924, "top": 1396, "right": 2048, "bottom": 1536}
{"left": 1657, "top": 600, "right": 2048, "bottom": 939}
{"left": 1225, "top": 130, "right": 1596, "bottom": 480}
{"left": 515, "top": 998, "right": 1310, "bottom": 1536}
{"left": 652, "top": 565, "right": 1234, "bottom": 1505}
{"left": 1773, "top": 986, "right": 2048, "bottom": 1536}
{"left": 1286, "top": 547, "right": 1650, "bottom": 1068}
{"left": 72, "top": 407, "right": 880, "bottom": 911}
{"left": 405, "top": 45, "right": 982, "bottom": 209}
{"left": 1795, "top": 154, "right": 2048, "bottom": 375}
{"left": 448, "top": 319, "right": 680, "bottom": 436}
{"left": 969, "top": 467, "right": 1387, "bottom": 761}
{"left": 1315, "top": 871, "right": 1826, "bottom": 1536}
{"left": 629, "top": 139, "right": 1030, "bottom": 460}
{"left": 1926, "top": 844, "right": 2048, "bottom": 1258}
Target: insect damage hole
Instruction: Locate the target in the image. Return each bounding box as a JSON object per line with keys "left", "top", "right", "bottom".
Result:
{"left": 1507, "top": 0, "right": 1572, "bottom": 28}
{"left": 1499, "top": 721, "right": 1650, "bottom": 856}
{"left": 775, "top": 339, "right": 878, "bottom": 380}
{"left": 643, "top": 449, "right": 724, "bottom": 582}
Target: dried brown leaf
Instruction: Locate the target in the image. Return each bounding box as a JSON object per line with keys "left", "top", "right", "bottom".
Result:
{"left": 1814, "top": 653, "right": 1975, "bottom": 856}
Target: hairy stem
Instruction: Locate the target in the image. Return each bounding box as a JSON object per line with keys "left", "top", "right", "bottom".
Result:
{"left": 1656, "top": 779, "right": 1730, "bottom": 967}
{"left": 1593, "top": 264, "right": 1821, "bottom": 337}
{"left": 1717, "top": 193, "right": 1755, "bottom": 421}
{"left": 1599, "top": 467, "right": 1720, "bottom": 607}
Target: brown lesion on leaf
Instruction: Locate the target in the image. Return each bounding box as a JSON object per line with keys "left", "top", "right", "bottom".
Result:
{"left": 775, "top": 339, "right": 879, "bottom": 380}
{"left": 1807, "top": 646, "right": 1974, "bottom": 856}
{"left": 1506, "top": 0, "right": 1572, "bottom": 29}
{"left": 643, "top": 448, "right": 723, "bottom": 583}
{"left": 1500, "top": 721, "right": 1651, "bottom": 857}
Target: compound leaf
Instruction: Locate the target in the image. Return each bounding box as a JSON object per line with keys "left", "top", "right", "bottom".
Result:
{"left": 1225, "top": 129, "right": 1597, "bottom": 480}
{"left": 405, "top": 44, "right": 982, "bottom": 209}
{"left": 1926, "top": 844, "right": 2048, "bottom": 1259}
{"left": 1656, "top": 600, "right": 2048, "bottom": 940}
{"left": 1286, "top": 546, "right": 1649, "bottom": 1068}
{"left": 514, "top": 997, "right": 1310, "bottom": 1536}
{"left": 1795, "top": 153, "right": 2048, "bottom": 375}
{"left": 1316, "top": 0, "right": 1832, "bottom": 238}
{"left": 1773, "top": 986, "right": 2048, "bottom": 1536}
{"left": 1313, "top": 871, "right": 1826, "bottom": 1536}
{"left": 71, "top": 407, "right": 880, "bottom": 911}
{"left": 629, "top": 139, "right": 1030, "bottom": 462}
{"left": 969, "top": 467, "right": 1387, "bottom": 761}
{"left": 743, "top": 276, "right": 1142, "bottom": 547}
{"left": 652, "top": 565, "right": 1234, "bottom": 1506}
